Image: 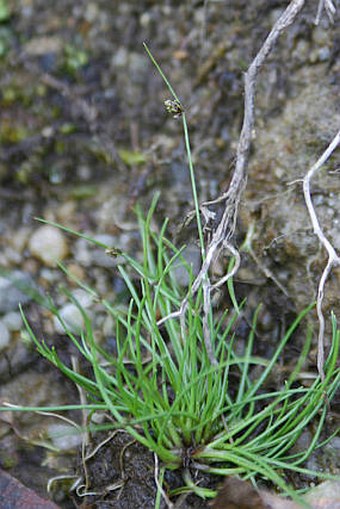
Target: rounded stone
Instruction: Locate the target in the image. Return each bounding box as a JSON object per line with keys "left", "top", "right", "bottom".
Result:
{"left": 0, "top": 321, "right": 10, "bottom": 351}
{"left": 53, "top": 303, "right": 85, "bottom": 335}
{"left": 2, "top": 311, "right": 23, "bottom": 331}
{"left": 28, "top": 225, "right": 68, "bottom": 267}
{"left": 71, "top": 289, "right": 93, "bottom": 309}
{"left": 171, "top": 244, "right": 201, "bottom": 287}
{"left": 47, "top": 423, "right": 82, "bottom": 450}
{"left": 0, "top": 271, "right": 34, "bottom": 313}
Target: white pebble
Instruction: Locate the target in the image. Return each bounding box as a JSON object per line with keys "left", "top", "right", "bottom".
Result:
{"left": 71, "top": 289, "right": 93, "bottom": 309}
{"left": 54, "top": 303, "right": 85, "bottom": 335}
{"left": 28, "top": 225, "right": 68, "bottom": 267}
{"left": 47, "top": 423, "right": 82, "bottom": 450}
{"left": 2, "top": 311, "right": 23, "bottom": 331}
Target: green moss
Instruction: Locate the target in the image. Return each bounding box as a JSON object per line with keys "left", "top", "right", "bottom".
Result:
{"left": 0, "top": 120, "right": 28, "bottom": 143}
{"left": 63, "top": 44, "right": 89, "bottom": 75}
{"left": 0, "top": 0, "right": 10, "bottom": 23}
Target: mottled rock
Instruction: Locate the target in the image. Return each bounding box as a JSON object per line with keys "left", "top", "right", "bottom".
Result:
{"left": 245, "top": 76, "right": 340, "bottom": 318}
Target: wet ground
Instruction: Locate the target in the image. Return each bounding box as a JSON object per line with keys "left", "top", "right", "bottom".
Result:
{"left": 0, "top": 1, "right": 339, "bottom": 507}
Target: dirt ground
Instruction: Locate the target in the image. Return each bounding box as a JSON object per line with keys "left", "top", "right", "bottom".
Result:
{"left": 0, "top": 1, "right": 339, "bottom": 508}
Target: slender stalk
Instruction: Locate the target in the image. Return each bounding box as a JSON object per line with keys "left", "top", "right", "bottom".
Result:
{"left": 182, "top": 112, "right": 205, "bottom": 258}
{"left": 143, "top": 42, "right": 205, "bottom": 259}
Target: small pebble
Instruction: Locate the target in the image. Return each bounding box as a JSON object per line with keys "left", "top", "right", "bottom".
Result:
{"left": 40, "top": 268, "right": 60, "bottom": 283}
{"left": 71, "top": 289, "right": 93, "bottom": 309}
{"left": 47, "top": 423, "right": 82, "bottom": 450}
{"left": 84, "top": 3, "right": 99, "bottom": 23}
{"left": 89, "top": 248, "right": 116, "bottom": 268}
{"left": 28, "top": 225, "right": 68, "bottom": 267}
{"left": 102, "top": 314, "right": 114, "bottom": 337}
{"left": 73, "top": 238, "right": 92, "bottom": 267}
{"left": 66, "top": 263, "right": 85, "bottom": 283}
{"left": 0, "top": 271, "right": 34, "bottom": 313}
{"left": 325, "top": 436, "right": 340, "bottom": 451}
{"left": 8, "top": 227, "right": 30, "bottom": 254}
{"left": 312, "top": 26, "right": 329, "bottom": 46}
{"left": 93, "top": 234, "right": 116, "bottom": 247}
{"left": 2, "top": 311, "right": 22, "bottom": 331}
{"left": 24, "top": 35, "right": 62, "bottom": 56}
{"left": 53, "top": 303, "right": 85, "bottom": 335}
{"left": 0, "top": 321, "right": 10, "bottom": 350}
{"left": 2, "top": 246, "right": 23, "bottom": 265}
{"left": 171, "top": 244, "right": 201, "bottom": 287}
{"left": 111, "top": 46, "right": 128, "bottom": 68}
{"left": 56, "top": 200, "right": 77, "bottom": 223}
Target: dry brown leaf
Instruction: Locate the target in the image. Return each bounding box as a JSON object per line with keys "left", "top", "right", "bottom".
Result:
{"left": 211, "top": 478, "right": 340, "bottom": 509}
{"left": 210, "top": 477, "right": 266, "bottom": 509}
{"left": 211, "top": 478, "right": 303, "bottom": 509}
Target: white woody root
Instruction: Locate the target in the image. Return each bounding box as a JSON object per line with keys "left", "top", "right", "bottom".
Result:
{"left": 302, "top": 129, "right": 340, "bottom": 379}
{"left": 158, "top": 0, "right": 307, "bottom": 364}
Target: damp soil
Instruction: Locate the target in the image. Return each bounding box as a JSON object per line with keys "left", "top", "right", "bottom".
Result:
{"left": 68, "top": 431, "right": 214, "bottom": 509}
{"left": 0, "top": 1, "right": 339, "bottom": 508}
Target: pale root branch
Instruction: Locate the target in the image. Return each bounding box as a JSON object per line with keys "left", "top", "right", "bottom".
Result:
{"left": 315, "top": 0, "right": 337, "bottom": 24}
{"left": 154, "top": 453, "right": 174, "bottom": 509}
{"left": 302, "top": 129, "right": 340, "bottom": 379}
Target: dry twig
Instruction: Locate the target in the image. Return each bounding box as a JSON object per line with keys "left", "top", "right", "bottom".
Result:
{"left": 302, "top": 129, "right": 340, "bottom": 379}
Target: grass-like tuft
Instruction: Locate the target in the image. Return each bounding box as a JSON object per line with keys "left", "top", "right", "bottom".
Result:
{"left": 2, "top": 45, "right": 339, "bottom": 506}
{"left": 19, "top": 196, "right": 339, "bottom": 501}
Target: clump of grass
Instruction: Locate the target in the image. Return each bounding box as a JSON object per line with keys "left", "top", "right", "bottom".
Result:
{"left": 19, "top": 197, "right": 339, "bottom": 501}
{"left": 3, "top": 46, "right": 340, "bottom": 505}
